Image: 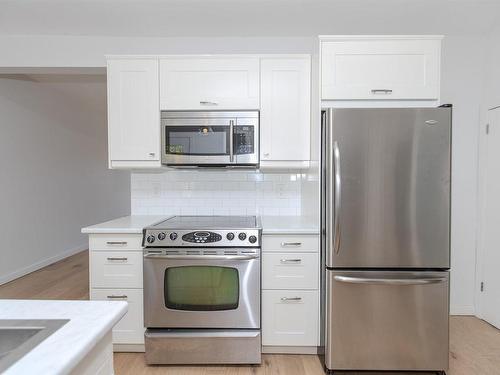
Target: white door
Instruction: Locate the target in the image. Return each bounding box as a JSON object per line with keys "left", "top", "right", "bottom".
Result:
{"left": 107, "top": 59, "right": 160, "bottom": 163}
{"left": 159, "top": 57, "right": 259, "bottom": 110}
{"left": 321, "top": 39, "right": 440, "bottom": 100}
{"left": 260, "top": 57, "right": 311, "bottom": 163}
{"left": 479, "top": 107, "right": 500, "bottom": 328}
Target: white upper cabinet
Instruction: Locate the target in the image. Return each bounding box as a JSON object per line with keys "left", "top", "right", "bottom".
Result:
{"left": 321, "top": 36, "right": 442, "bottom": 101}
{"left": 260, "top": 57, "right": 311, "bottom": 168}
{"left": 107, "top": 58, "right": 160, "bottom": 168}
{"left": 159, "top": 57, "right": 260, "bottom": 110}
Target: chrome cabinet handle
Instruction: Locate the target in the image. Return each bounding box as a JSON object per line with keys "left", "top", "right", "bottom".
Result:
{"left": 200, "top": 101, "right": 218, "bottom": 105}
{"left": 334, "top": 275, "right": 447, "bottom": 286}
{"left": 280, "top": 297, "right": 302, "bottom": 302}
{"left": 229, "top": 120, "right": 234, "bottom": 163}
{"left": 106, "top": 295, "right": 128, "bottom": 299}
{"left": 280, "top": 259, "right": 302, "bottom": 263}
{"left": 106, "top": 241, "right": 128, "bottom": 246}
{"left": 371, "top": 89, "right": 393, "bottom": 94}
{"left": 333, "top": 141, "right": 341, "bottom": 255}
{"left": 144, "top": 254, "right": 259, "bottom": 261}
{"left": 280, "top": 242, "right": 302, "bottom": 247}
{"left": 106, "top": 257, "right": 128, "bottom": 261}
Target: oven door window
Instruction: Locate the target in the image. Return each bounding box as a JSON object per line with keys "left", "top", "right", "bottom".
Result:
{"left": 165, "top": 126, "right": 230, "bottom": 156}
{"left": 164, "top": 266, "right": 239, "bottom": 311}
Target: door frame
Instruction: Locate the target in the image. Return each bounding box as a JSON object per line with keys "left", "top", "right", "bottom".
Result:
{"left": 475, "top": 105, "right": 500, "bottom": 320}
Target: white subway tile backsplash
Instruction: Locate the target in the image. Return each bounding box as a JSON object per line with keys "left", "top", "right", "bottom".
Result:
{"left": 131, "top": 170, "right": 303, "bottom": 216}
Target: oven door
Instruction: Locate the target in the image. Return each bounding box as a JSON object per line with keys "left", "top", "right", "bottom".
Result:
{"left": 143, "top": 251, "right": 260, "bottom": 329}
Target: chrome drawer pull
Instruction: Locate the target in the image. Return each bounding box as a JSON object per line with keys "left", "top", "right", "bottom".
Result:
{"left": 280, "top": 259, "right": 302, "bottom": 263}
{"left": 200, "top": 101, "right": 218, "bottom": 106}
{"left": 106, "top": 241, "right": 128, "bottom": 246}
{"left": 371, "top": 89, "right": 393, "bottom": 94}
{"left": 281, "top": 297, "right": 302, "bottom": 302}
{"left": 107, "top": 295, "right": 128, "bottom": 299}
{"left": 106, "top": 257, "right": 128, "bottom": 261}
{"left": 280, "top": 242, "right": 302, "bottom": 247}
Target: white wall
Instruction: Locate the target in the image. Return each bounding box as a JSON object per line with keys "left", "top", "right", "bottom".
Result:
{"left": 0, "top": 75, "right": 130, "bottom": 284}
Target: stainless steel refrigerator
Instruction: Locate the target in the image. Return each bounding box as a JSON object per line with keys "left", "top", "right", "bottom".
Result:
{"left": 321, "top": 107, "right": 451, "bottom": 374}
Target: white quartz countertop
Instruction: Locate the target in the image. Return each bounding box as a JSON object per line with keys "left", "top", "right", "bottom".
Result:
{"left": 81, "top": 215, "right": 167, "bottom": 234}
{"left": 0, "top": 299, "right": 127, "bottom": 375}
{"left": 260, "top": 215, "right": 319, "bottom": 234}
{"left": 82, "top": 215, "right": 319, "bottom": 235}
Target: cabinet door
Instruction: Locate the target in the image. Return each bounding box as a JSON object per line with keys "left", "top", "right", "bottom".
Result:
{"left": 90, "top": 251, "right": 143, "bottom": 289}
{"left": 91, "top": 288, "right": 144, "bottom": 344}
{"left": 262, "top": 253, "right": 319, "bottom": 290}
{"left": 260, "top": 57, "right": 311, "bottom": 163}
{"left": 321, "top": 39, "right": 440, "bottom": 100}
{"left": 160, "top": 58, "right": 259, "bottom": 110}
{"left": 107, "top": 59, "right": 160, "bottom": 164}
{"left": 262, "top": 290, "right": 318, "bottom": 346}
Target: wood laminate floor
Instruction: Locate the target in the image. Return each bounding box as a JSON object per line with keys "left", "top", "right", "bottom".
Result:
{"left": 1, "top": 251, "right": 499, "bottom": 375}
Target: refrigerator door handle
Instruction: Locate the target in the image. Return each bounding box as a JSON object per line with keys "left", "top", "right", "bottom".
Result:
{"left": 333, "top": 141, "right": 341, "bottom": 254}
{"left": 333, "top": 275, "right": 447, "bottom": 286}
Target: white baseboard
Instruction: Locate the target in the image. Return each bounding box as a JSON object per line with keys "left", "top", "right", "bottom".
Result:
{"left": 450, "top": 305, "right": 476, "bottom": 316}
{"left": 0, "top": 243, "right": 88, "bottom": 285}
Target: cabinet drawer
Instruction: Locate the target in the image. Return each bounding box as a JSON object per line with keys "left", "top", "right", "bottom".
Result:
{"left": 90, "top": 251, "right": 143, "bottom": 288}
{"left": 89, "top": 234, "right": 143, "bottom": 251}
{"left": 262, "top": 290, "right": 318, "bottom": 346}
{"left": 91, "top": 288, "right": 144, "bottom": 345}
{"left": 321, "top": 39, "right": 440, "bottom": 100}
{"left": 160, "top": 57, "right": 260, "bottom": 110}
{"left": 262, "top": 235, "right": 319, "bottom": 253}
{"left": 262, "top": 253, "right": 318, "bottom": 290}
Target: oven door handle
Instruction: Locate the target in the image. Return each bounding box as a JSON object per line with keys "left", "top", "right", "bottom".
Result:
{"left": 144, "top": 254, "right": 259, "bottom": 261}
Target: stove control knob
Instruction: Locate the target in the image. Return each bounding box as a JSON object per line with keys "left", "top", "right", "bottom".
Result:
{"left": 169, "top": 232, "right": 178, "bottom": 241}
{"left": 249, "top": 235, "right": 257, "bottom": 244}
{"left": 238, "top": 233, "right": 247, "bottom": 241}
{"left": 226, "top": 232, "right": 235, "bottom": 241}
{"left": 146, "top": 235, "right": 155, "bottom": 244}
{"left": 157, "top": 232, "right": 166, "bottom": 240}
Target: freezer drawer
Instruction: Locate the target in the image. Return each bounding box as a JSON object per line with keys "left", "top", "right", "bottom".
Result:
{"left": 326, "top": 270, "right": 449, "bottom": 371}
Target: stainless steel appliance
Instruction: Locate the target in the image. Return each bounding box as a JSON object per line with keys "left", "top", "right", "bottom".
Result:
{"left": 161, "top": 111, "right": 259, "bottom": 167}
{"left": 143, "top": 216, "right": 261, "bottom": 365}
{"left": 321, "top": 107, "right": 452, "bottom": 374}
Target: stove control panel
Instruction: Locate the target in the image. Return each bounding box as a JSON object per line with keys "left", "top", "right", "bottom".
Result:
{"left": 182, "top": 231, "right": 222, "bottom": 244}
{"left": 143, "top": 228, "right": 261, "bottom": 247}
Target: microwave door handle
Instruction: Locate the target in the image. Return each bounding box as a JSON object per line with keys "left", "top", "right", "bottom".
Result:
{"left": 229, "top": 120, "right": 234, "bottom": 163}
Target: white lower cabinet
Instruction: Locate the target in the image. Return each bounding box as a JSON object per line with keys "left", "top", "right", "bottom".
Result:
{"left": 91, "top": 289, "right": 144, "bottom": 345}
{"left": 88, "top": 233, "right": 145, "bottom": 349}
{"left": 262, "top": 290, "right": 319, "bottom": 346}
{"left": 90, "top": 251, "right": 143, "bottom": 289}
{"left": 262, "top": 253, "right": 318, "bottom": 290}
{"left": 262, "top": 234, "right": 319, "bottom": 351}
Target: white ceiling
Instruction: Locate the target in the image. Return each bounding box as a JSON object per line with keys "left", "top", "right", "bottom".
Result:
{"left": 0, "top": 0, "right": 499, "bottom": 37}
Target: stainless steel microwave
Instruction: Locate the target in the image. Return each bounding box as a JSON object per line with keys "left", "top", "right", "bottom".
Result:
{"left": 161, "top": 111, "right": 259, "bottom": 167}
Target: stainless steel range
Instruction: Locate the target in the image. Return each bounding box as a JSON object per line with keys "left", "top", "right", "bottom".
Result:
{"left": 142, "top": 216, "right": 261, "bottom": 365}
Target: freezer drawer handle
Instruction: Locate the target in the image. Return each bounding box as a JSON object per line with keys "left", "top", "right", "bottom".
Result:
{"left": 334, "top": 275, "right": 447, "bottom": 285}
{"left": 280, "top": 297, "right": 302, "bottom": 302}
{"left": 333, "top": 276, "right": 446, "bottom": 285}
{"left": 280, "top": 242, "right": 302, "bottom": 247}
{"left": 280, "top": 259, "right": 302, "bottom": 263}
